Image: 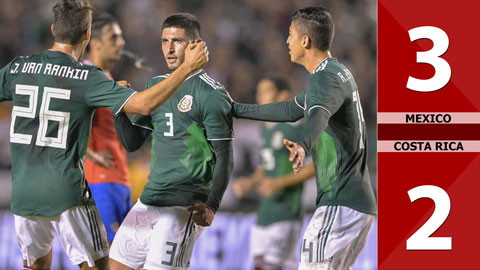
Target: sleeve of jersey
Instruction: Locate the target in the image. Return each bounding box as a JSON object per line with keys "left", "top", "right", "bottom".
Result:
{"left": 131, "top": 114, "right": 154, "bottom": 131}
{"left": 127, "top": 77, "right": 163, "bottom": 131}
{"left": 0, "top": 62, "right": 12, "bottom": 102}
{"left": 306, "top": 72, "right": 345, "bottom": 117}
{"left": 84, "top": 68, "right": 137, "bottom": 114}
{"left": 203, "top": 89, "right": 234, "bottom": 141}
{"left": 206, "top": 140, "right": 234, "bottom": 212}
{"left": 115, "top": 112, "right": 152, "bottom": 152}
{"left": 232, "top": 100, "right": 304, "bottom": 122}
{"left": 293, "top": 89, "right": 307, "bottom": 110}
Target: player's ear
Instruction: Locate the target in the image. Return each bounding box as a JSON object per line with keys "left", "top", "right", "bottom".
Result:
{"left": 84, "top": 27, "right": 91, "bottom": 42}
{"left": 302, "top": 35, "right": 310, "bottom": 49}
{"left": 51, "top": 24, "right": 55, "bottom": 37}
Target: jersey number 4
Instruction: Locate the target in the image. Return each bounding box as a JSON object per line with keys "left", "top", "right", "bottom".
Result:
{"left": 10, "top": 84, "right": 70, "bottom": 149}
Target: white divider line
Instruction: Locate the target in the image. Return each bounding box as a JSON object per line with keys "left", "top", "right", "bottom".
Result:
{"left": 378, "top": 140, "right": 480, "bottom": 152}
{"left": 377, "top": 113, "right": 480, "bottom": 124}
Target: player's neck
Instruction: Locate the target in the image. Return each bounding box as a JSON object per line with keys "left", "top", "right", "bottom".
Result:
{"left": 50, "top": 42, "right": 86, "bottom": 62}
{"left": 88, "top": 54, "right": 113, "bottom": 72}
{"left": 303, "top": 50, "right": 332, "bottom": 74}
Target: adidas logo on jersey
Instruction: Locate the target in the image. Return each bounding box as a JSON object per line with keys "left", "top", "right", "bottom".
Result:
{"left": 178, "top": 95, "right": 194, "bottom": 112}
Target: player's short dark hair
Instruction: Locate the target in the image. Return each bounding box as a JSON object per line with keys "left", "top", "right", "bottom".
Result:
{"left": 292, "top": 6, "right": 334, "bottom": 51}
{"left": 162, "top": 13, "right": 201, "bottom": 40}
{"left": 91, "top": 13, "right": 118, "bottom": 40}
{"left": 52, "top": 0, "right": 93, "bottom": 45}
{"left": 264, "top": 76, "right": 290, "bottom": 92}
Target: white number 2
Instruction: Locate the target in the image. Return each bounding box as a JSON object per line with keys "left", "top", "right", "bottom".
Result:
{"left": 11, "top": 84, "right": 71, "bottom": 149}
{"left": 406, "top": 185, "right": 452, "bottom": 250}
{"left": 164, "top": 113, "right": 174, "bottom": 137}
{"left": 407, "top": 26, "right": 451, "bottom": 92}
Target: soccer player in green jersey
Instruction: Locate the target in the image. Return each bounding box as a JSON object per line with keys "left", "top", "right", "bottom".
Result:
{"left": 0, "top": 1, "right": 207, "bottom": 269}
{"left": 234, "top": 77, "right": 315, "bottom": 270}
{"left": 233, "top": 7, "right": 377, "bottom": 270}
{"left": 110, "top": 13, "right": 234, "bottom": 270}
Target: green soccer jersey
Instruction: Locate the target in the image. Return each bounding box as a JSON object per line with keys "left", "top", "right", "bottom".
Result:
{"left": 0, "top": 50, "right": 136, "bottom": 217}
{"left": 256, "top": 122, "right": 304, "bottom": 226}
{"left": 295, "top": 58, "right": 377, "bottom": 215}
{"left": 132, "top": 70, "right": 234, "bottom": 207}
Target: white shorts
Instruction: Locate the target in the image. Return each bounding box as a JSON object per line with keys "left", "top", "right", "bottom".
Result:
{"left": 299, "top": 205, "right": 374, "bottom": 270}
{"left": 14, "top": 205, "right": 108, "bottom": 267}
{"left": 250, "top": 220, "right": 302, "bottom": 268}
{"left": 110, "top": 200, "right": 205, "bottom": 270}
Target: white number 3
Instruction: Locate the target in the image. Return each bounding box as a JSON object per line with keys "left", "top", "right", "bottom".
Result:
{"left": 407, "top": 26, "right": 451, "bottom": 92}
{"left": 406, "top": 185, "right": 452, "bottom": 250}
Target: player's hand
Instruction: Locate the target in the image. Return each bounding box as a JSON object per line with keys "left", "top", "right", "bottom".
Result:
{"left": 233, "top": 177, "right": 253, "bottom": 198}
{"left": 256, "top": 178, "right": 281, "bottom": 198}
{"left": 117, "top": 80, "right": 132, "bottom": 88}
{"left": 187, "top": 203, "right": 215, "bottom": 226}
{"left": 88, "top": 150, "right": 115, "bottom": 168}
{"left": 284, "top": 139, "right": 306, "bottom": 174}
{"left": 183, "top": 40, "right": 209, "bottom": 74}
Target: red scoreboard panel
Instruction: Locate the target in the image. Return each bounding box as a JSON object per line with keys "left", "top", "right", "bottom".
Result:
{"left": 378, "top": 0, "right": 480, "bottom": 269}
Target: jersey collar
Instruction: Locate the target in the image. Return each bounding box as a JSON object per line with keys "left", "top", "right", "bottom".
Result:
{"left": 186, "top": 69, "right": 204, "bottom": 81}
{"left": 45, "top": 49, "right": 77, "bottom": 62}
{"left": 312, "top": 57, "right": 336, "bottom": 74}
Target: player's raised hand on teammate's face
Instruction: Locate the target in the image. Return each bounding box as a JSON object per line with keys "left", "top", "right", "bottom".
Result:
{"left": 187, "top": 203, "right": 215, "bottom": 226}
{"left": 183, "top": 40, "right": 208, "bottom": 74}
{"left": 284, "top": 139, "right": 306, "bottom": 174}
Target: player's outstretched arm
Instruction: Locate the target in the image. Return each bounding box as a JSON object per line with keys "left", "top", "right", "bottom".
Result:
{"left": 285, "top": 108, "right": 330, "bottom": 173}
{"left": 114, "top": 112, "right": 151, "bottom": 152}
{"left": 298, "top": 108, "right": 329, "bottom": 152}
{"left": 233, "top": 100, "right": 304, "bottom": 122}
{"left": 123, "top": 42, "right": 208, "bottom": 115}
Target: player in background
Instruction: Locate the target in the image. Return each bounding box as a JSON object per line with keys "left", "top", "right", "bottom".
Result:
{"left": 83, "top": 13, "right": 132, "bottom": 246}
{"left": 0, "top": 0, "right": 208, "bottom": 269}
{"left": 233, "top": 7, "right": 377, "bottom": 270}
{"left": 233, "top": 77, "right": 315, "bottom": 270}
{"left": 110, "top": 13, "right": 234, "bottom": 270}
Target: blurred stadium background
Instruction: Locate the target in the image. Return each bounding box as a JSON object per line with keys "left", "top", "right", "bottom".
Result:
{"left": 0, "top": 0, "right": 377, "bottom": 269}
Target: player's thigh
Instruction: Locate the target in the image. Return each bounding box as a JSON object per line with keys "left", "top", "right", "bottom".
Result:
{"left": 145, "top": 206, "right": 205, "bottom": 270}
{"left": 112, "top": 183, "right": 133, "bottom": 225}
{"left": 23, "top": 249, "right": 52, "bottom": 270}
{"left": 329, "top": 210, "right": 374, "bottom": 269}
{"left": 109, "top": 200, "right": 152, "bottom": 270}
{"left": 79, "top": 256, "right": 109, "bottom": 270}
{"left": 299, "top": 205, "right": 373, "bottom": 270}
{"left": 89, "top": 183, "right": 119, "bottom": 241}
{"left": 14, "top": 214, "right": 55, "bottom": 267}
{"left": 252, "top": 220, "right": 302, "bottom": 268}
{"left": 52, "top": 205, "right": 109, "bottom": 268}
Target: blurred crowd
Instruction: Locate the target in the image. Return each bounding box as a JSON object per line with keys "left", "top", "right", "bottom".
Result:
{"left": 0, "top": 0, "right": 377, "bottom": 210}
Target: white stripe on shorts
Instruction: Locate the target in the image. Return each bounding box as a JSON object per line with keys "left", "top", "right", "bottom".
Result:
{"left": 317, "top": 205, "right": 338, "bottom": 262}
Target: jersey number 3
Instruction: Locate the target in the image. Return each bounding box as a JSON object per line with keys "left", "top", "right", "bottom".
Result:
{"left": 10, "top": 84, "right": 71, "bottom": 149}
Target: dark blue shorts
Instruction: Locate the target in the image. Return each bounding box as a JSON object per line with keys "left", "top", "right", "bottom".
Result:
{"left": 89, "top": 182, "right": 132, "bottom": 242}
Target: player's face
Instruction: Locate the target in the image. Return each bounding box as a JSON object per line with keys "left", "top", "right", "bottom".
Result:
{"left": 100, "top": 23, "right": 125, "bottom": 62}
{"left": 286, "top": 21, "right": 304, "bottom": 64}
{"left": 161, "top": 27, "right": 190, "bottom": 71}
{"left": 256, "top": 79, "right": 278, "bottom": 105}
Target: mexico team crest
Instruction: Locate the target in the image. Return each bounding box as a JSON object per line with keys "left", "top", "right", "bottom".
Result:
{"left": 178, "top": 95, "right": 193, "bottom": 112}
